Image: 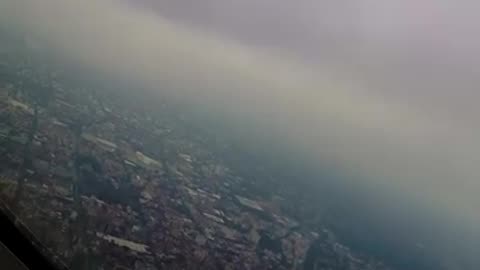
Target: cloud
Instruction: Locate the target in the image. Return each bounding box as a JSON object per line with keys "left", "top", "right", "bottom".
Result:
{"left": 1, "top": 0, "right": 480, "bottom": 230}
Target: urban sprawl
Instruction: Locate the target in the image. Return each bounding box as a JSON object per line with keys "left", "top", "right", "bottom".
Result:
{"left": 0, "top": 55, "right": 391, "bottom": 270}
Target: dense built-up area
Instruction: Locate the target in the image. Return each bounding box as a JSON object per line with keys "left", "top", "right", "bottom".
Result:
{"left": 0, "top": 54, "right": 391, "bottom": 270}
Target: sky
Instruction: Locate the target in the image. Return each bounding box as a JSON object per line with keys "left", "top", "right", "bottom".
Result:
{"left": 1, "top": 0, "right": 480, "bottom": 266}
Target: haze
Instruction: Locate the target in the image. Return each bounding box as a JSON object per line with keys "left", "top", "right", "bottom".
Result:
{"left": 1, "top": 0, "right": 480, "bottom": 268}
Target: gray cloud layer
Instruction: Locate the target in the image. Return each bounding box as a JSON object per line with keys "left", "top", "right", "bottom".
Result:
{"left": 139, "top": 0, "right": 480, "bottom": 123}
{"left": 2, "top": 0, "right": 480, "bottom": 236}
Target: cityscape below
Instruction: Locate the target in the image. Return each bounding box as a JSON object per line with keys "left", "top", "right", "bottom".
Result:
{"left": 0, "top": 46, "right": 394, "bottom": 270}
{"left": 2, "top": 1, "right": 480, "bottom": 269}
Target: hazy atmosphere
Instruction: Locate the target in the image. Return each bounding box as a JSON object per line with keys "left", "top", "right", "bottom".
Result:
{"left": 1, "top": 0, "right": 480, "bottom": 269}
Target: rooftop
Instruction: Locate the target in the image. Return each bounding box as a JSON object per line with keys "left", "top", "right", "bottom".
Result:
{"left": 96, "top": 233, "right": 149, "bottom": 254}
{"left": 235, "top": 195, "right": 264, "bottom": 212}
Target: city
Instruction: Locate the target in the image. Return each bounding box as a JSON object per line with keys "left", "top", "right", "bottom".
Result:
{"left": 0, "top": 53, "right": 391, "bottom": 270}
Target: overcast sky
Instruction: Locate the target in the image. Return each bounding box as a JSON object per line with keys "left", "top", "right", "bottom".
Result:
{"left": 135, "top": 0, "right": 480, "bottom": 118}
{"left": 1, "top": 0, "right": 480, "bottom": 250}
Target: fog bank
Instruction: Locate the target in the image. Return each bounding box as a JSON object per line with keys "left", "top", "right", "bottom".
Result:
{"left": 1, "top": 0, "right": 480, "bottom": 250}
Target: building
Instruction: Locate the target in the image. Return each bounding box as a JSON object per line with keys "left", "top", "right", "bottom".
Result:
{"left": 81, "top": 133, "right": 117, "bottom": 152}
{"left": 96, "top": 233, "right": 149, "bottom": 254}
{"left": 235, "top": 195, "right": 264, "bottom": 212}
{"left": 8, "top": 99, "right": 34, "bottom": 115}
